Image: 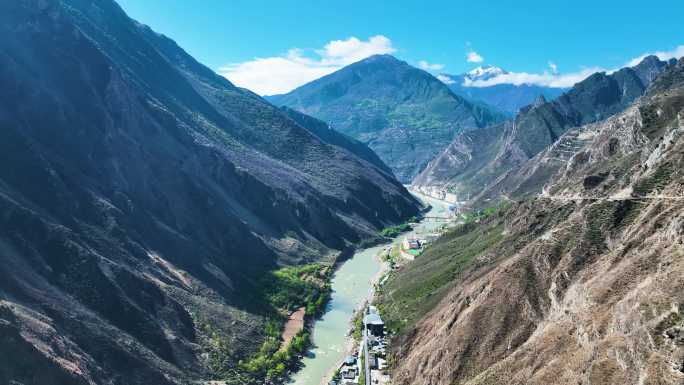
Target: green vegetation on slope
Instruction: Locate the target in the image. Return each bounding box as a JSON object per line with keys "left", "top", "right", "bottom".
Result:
{"left": 376, "top": 219, "right": 504, "bottom": 336}
{"left": 460, "top": 202, "right": 510, "bottom": 224}
{"left": 583, "top": 199, "right": 644, "bottom": 254}
{"left": 238, "top": 329, "right": 310, "bottom": 382}
{"left": 260, "top": 263, "right": 332, "bottom": 316}
{"left": 269, "top": 55, "right": 505, "bottom": 181}
{"left": 379, "top": 217, "right": 416, "bottom": 238}
{"left": 206, "top": 264, "right": 332, "bottom": 384}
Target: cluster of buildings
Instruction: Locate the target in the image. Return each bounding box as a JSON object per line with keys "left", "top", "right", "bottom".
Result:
{"left": 335, "top": 355, "right": 359, "bottom": 384}
{"left": 330, "top": 195, "right": 461, "bottom": 385}
{"left": 330, "top": 306, "right": 389, "bottom": 385}
{"left": 363, "top": 307, "right": 389, "bottom": 384}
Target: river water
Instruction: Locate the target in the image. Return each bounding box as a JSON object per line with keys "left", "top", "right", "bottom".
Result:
{"left": 288, "top": 191, "right": 452, "bottom": 385}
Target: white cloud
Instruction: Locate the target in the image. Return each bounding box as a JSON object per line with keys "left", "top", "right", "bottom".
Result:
{"left": 625, "top": 45, "right": 684, "bottom": 67}
{"left": 464, "top": 67, "right": 605, "bottom": 88}
{"left": 459, "top": 43, "right": 684, "bottom": 89}
{"left": 466, "top": 44, "right": 684, "bottom": 89}
{"left": 218, "top": 35, "right": 396, "bottom": 95}
{"left": 466, "top": 50, "right": 484, "bottom": 63}
{"left": 548, "top": 61, "right": 558, "bottom": 74}
{"left": 418, "top": 60, "right": 445, "bottom": 71}
{"left": 319, "top": 35, "right": 395, "bottom": 64}
{"left": 436, "top": 74, "right": 455, "bottom": 85}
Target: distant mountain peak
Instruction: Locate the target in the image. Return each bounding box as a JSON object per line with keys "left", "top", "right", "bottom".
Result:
{"left": 465, "top": 65, "right": 507, "bottom": 81}
{"left": 357, "top": 53, "right": 402, "bottom": 65}
{"left": 435, "top": 65, "right": 507, "bottom": 85}
{"left": 268, "top": 53, "right": 505, "bottom": 182}
{"left": 638, "top": 54, "right": 662, "bottom": 66}
{"left": 631, "top": 54, "right": 671, "bottom": 86}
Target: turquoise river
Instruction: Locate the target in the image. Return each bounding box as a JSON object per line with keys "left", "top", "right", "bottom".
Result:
{"left": 289, "top": 191, "right": 452, "bottom": 385}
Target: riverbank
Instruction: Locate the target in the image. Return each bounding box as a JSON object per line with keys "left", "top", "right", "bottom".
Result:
{"left": 336, "top": 247, "right": 391, "bottom": 376}
{"left": 287, "top": 191, "right": 454, "bottom": 385}
{"left": 286, "top": 244, "right": 385, "bottom": 385}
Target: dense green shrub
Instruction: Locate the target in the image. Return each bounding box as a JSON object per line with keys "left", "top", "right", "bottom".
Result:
{"left": 260, "top": 263, "right": 331, "bottom": 313}
{"left": 379, "top": 222, "right": 412, "bottom": 238}
{"left": 377, "top": 220, "right": 504, "bottom": 335}
{"left": 214, "top": 264, "right": 332, "bottom": 383}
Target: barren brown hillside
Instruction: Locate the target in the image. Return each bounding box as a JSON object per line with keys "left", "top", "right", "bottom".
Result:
{"left": 381, "top": 58, "right": 684, "bottom": 385}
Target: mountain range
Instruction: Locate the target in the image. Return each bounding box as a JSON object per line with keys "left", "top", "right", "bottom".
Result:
{"left": 414, "top": 55, "right": 673, "bottom": 203}
{"left": 2, "top": 1, "right": 684, "bottom": 385}
{"left": 0, "top": 1, "right": 420, "bottom": 384}
{"left": 267, "top": 55, "right": 506, "bottom": 182}
{"left": 438, "top": 65, "right": 566, "bottom": 115}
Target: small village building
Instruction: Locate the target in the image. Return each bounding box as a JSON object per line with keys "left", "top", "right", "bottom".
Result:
{"left": 377, "top": 357, "right": 387, "bottom": 370}
{"left": 402, "top": 237, "right": 421, "bottom": 250}
{"left": 344, "top": 355, "right": 356, "bottom": 366}
{"left": 341, "top": 366, "right": 358, "bottom": 380}
{"left": 368, "top": 352, "right": 378, "bottom": 369}
{"left": 363, "top": 313, "right": 385, "bottom": 337}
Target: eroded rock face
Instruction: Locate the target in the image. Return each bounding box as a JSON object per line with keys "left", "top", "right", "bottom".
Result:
{"left": 0, "top": 1, "right": 419, "bottom": 383}
{"left": 387, "top": 61, "right": 684, "bottom": 385}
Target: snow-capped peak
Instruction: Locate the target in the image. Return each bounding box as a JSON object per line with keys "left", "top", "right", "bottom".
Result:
{"left": 465, "top": 65, "right": 507, "bottom": 80}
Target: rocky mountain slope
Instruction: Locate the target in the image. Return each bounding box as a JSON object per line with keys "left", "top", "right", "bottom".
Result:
{"left": 414, "top": 55, "right": 673, "bottom": 202}
{"left": 439, "top": 65, "right": 566, "bottom": 114}
{"left": 267, "top": 55, "right": 505, "bottom": 182}
{"left": 0, "top": 1, "right": 420, "bottom": 384}
{"left": 278, "top": 106, "right": 393, "bottom": 174}
{"left": 378, "top": 57, "right": 684, "bottom": 385}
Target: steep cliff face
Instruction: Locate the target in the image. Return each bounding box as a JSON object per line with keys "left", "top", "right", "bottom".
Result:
{"left": 380, "top": 58, "right": 684, "bottom": 385}
{"left": 0, "top": 1, "right": 419, "bottom": 384}
{"left": 413, "top": 56, "right": 672, "bottom": 202}
{"left": 268, "top": 55, "right": 505, "bottom": 182}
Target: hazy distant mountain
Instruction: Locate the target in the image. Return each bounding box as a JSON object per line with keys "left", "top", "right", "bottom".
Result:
{"left": 0, "top": 1, "right": 420, "bottom": 384}
{"left": 267, "top": 55, "right": 506, "bottom": 182}
{"left": 438, "top": 65, "right": 566, "bottom": 115}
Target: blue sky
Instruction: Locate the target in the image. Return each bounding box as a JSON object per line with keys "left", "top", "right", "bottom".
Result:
{"left": 117, "top": 0, "right": 684, "bottom": 95}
